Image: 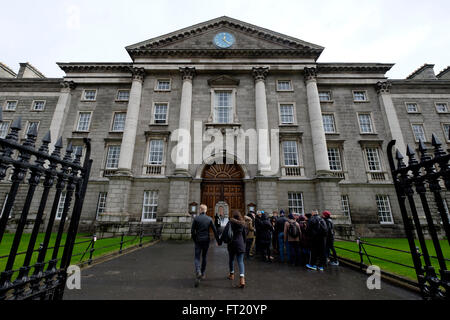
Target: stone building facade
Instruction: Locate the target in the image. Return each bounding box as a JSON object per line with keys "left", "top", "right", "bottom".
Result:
{"left": 1, "top": 17, "right": 449, "bottom": 239}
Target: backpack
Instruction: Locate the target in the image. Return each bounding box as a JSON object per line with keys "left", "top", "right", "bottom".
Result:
{"left": 317, "top": 217, "right": 328, "bottom": 237}
{"left": 221, "top": 222, "right": 234, "bottom": 244}
{"left": 288, "top": 221, "right": 300, "bottom": 238}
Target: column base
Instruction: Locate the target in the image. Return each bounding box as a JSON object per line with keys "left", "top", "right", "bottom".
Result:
{"left": 161, "top": 213, "right": 192, "bottom": 240}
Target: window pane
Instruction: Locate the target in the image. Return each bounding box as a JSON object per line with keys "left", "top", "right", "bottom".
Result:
{"left": 283, "top": 141, "right": 299, "bottom": 166}
{"left": 341, "top": 195, "right": 351, "bottom": 218}
{"left": 322, "top": 114, "right": 336, "bottom": 133}
{"left": 436, "top": 103, "right": 448, "bottom": 113}
{"left": 148, "top": 140, "right": 164, "bottom": 165}
{"left": 84, "top": 90, "right": 96, "bottom": 100}
{"left": 328, "top": 147, "right": 342, "bottom": 171}
{"left": 77, "top": 113, "right": 91, "bottom": 131}
{"left": 96, "top": 192, "right": 108, "bottom": 217}
{"left": 288, "top": 192, "right": 303, "bottom": 215}
{"left": 376, "top": 195, "right": 393, "bottom": 223}
{"left": 214, "top": 91, "right": 232, "bottom": 123}
{"left": 277, "top": 80, "right": 292, "bottom": 91}
{"left": 142, "top": 191, "right": 158, "bottom": 220}
{"left": 359, "top": 114, "right": 373, "bottom": 133}
{"left": 406, "top": 103, "right": 418, "bottom": 112}
{"left": 112, "top": 113, "right": 126, "bottom": 131}
{"left": 26, "top": 122, "right": 39, "bottom": 135}
{"left": 319, "top": 91, "right": 331, "bottom": 101}
{"left": 279, "top": 104, "right": 294, "bottom": 124}
{"left": 354, "top": 91, "right": 367, "bottom": 101}
{"left": 154, "top": 103, "right": 168, "bottom": 124}
{"left": 157, "top": 80, "right": 170, "bottom": 91}
{"left": 33, "top": 101, "right": 45, "bottom": 110}
{"left": 117, "top": 90, "right": 130, "bottom": 101}
{"left": 106, "top": 145, "right": 121, "bottom": 169}
{"left": 6, "top": 101, "right": 17, "bottom": 110}
{"left": 412, "top": 124, "right": 426, "bottom": 141}
{"left": 0, "top": 121, "right": 10, "bottom": 138}
{"left": 366, "top": 148, "right": 381, "bottom": 171}
{"left": 443, "top": 124, "right": 450, "bottom": 141}
{"left": 72, "top": 145, "right": 83, "bottom": 161}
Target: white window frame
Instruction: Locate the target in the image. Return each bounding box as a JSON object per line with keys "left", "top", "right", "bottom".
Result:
{"left": 75, "top": 111, "right": 92, "bottom": 132}
{"left": 81, "top": 89, "right": 97, "bottom": 101}
{"left": 358, "top": 113, "right": 375, "bottom": 134}
{"left": 4, "top": 100, "right": 18, "bottom": 111}
{"left": 288, "top": 192, "right": 304, "bottom": 215}
{"left": 278, "top": 103, "right": 296, "bottom": 125}
{"left": 364, "top": 147, "right": 383, "bottom": 172}
{"left": 441, "top": 123, "right": 450, "bottom": 143}
{"left": 405, "top": 102, "right": 420, "bottom": 114}
{"left": 96, "top": 192, "right": 108, "bottom": 219}
{"left": 435, "top": 102, "right": 449, "bottom": 114}
{"left": 276, "top": 80, "right": 293, "bottom": 92}
{"left": 142, "top": 190, "right": 158, "bottom": 222}
{"left": 211, "top": 89, "right": 235, "bottom": 124}
{"left": 31, "top": 100, "right": 46, "bottom": 111}
{"left": 411, "top": 123, "right": 427, "bottom": 142}
{"left": 322, "top": 113, "right": 337, "bottom": 134}
{"left": 71, "top": 145, "right": 84, "bottom": 163}
{"left": 318, "top": 91, "right": 333, "bottom": 102}
{"left": 105, "top": 144, "right": 121, "bottom": 169}
{"left": 23, "top": 121, "right": 40, "bottom": 138}
{"left": 341, "top": 195, "right": 351, "bottom": 220}
{"left": 376, "top": 195, "right": 394, "bottom": 224}
{"left": 56, "top": 191, "right": 67, "bottom": 220}
{"left": 328, "top": 146, "right": 343, "bottom": 171}
{"left": 111, "top": 111, "right": 127, "bottom": 132}
{"left": 0, "top": 120, "right": 11, "bottom": 139}
{"left": 152, "top": 102, "right": 169, "bottom": 125}
{"left": 147, "top": 139, "right": 165, "bottom": 165}
{"left": 154, "top": 79, "right": 171, "bottom": 92}
{"left": 282, "top": 140, "right": 299, "bottom": 167}
{"left": 116, "top": 89, "right": 130, "bottom": 102}
{"left": 353, "top": 90, "right": 369, "bottom": 102}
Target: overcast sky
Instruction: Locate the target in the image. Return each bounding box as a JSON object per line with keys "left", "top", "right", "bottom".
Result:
{"left": 1, "top": 0, "right": 449, "bottom": 79}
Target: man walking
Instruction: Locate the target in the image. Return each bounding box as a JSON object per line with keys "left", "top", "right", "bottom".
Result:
{"left": 191, "top": 204, "right": 220, "bottom": 287}
{"left": 306, "top": 210, "right": 328, "bottom": 271}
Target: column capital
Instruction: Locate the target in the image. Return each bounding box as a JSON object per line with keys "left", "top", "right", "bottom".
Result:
{"left": 60, "top": 80, "right": 76, "bottom": 90}
{"left": 376, "top": 81, "right": 392, "bottom": 94}
{"left": 252, "top": 67, "right": 269, "bottom": 82}
{"left": 179, "top": 67, "right": 196, "bottom": 81}
{"left": 130, "top": 67, "right": 145, "bottom": 82}
{"left": 304, "top": 67, "right": 317, "bottom": 82}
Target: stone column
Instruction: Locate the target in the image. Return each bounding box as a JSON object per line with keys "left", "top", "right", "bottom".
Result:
{"left": 376, "top": 81, "right": 407, "bottom": 154}
{"left": 304, "top": 67, "right": 330, "bottom": 175}
{"left": 253, "top": 67, "right": 272, "bottom": 175}
{"left": 49, "top": 81, "right": 75, "bottom": 151}
{"left": 175, "top": 67, "right": 196, "bottom": 175}
{"left": 117, "top": 67, "right": 145, "bottom": 175}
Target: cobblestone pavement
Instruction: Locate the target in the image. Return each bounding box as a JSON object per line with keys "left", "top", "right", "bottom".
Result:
{"left": 64, "top": 241, "right": 420, "bottom": 300}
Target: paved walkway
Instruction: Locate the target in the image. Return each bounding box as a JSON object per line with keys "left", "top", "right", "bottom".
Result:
{"left": 64, "top": 241, "right": 420, "bottom": 300}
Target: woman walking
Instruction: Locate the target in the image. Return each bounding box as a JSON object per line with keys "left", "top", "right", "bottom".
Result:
{"left": 223, "top": 210, "right": 247, "bottom": 288}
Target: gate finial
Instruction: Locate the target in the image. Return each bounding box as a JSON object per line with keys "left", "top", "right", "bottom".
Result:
{"left": 52, "top": 136, "right": 63, "bottom": 158}
{"left": 406, "top": 145, "right": 418, "bottom": 166}
{"left": 418, "top": 139, "right": 432, "bottom": 162}
{"left": 431, "top": 133, "right": 445, "bottom": 158}
{"left": 395, "top": 149, "right": 406, "bottom": 169}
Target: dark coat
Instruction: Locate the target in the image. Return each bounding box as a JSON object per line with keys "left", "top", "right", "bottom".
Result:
{"left": 275, "top": 216, "right": 288, "bottom": 235}
{"left": 226, "top": 218, "right": 247, "bottom": 254}
{"left": 258, "top": 215, "right": 274, "bottom": 244}
{"left": 191, "top": 213, "right": 219, "bottom": 243}
{"left": 324, "top": 217, "right": 335, "bottom": 243}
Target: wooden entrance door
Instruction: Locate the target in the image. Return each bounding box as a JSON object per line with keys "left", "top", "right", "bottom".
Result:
{"left": 200, "top": 163, "right": 245, "bottom": 219}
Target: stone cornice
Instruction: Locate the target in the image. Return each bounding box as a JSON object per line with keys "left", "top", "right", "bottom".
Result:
{"left": 317, "top": 63, "right": 394, "bottom": 74}
{"left": 57, "top": 63, "right": 133, "bottom": 73}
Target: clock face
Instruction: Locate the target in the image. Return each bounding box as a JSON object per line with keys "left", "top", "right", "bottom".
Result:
{"left": 213, "top": 32, "right": 235, "bottom": 48}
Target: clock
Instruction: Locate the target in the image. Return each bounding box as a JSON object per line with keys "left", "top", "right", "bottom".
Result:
{"left": 213, "top": 32, "right": 235, "bottom": 48}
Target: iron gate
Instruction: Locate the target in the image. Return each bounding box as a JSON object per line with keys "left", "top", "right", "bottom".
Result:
{"left": 0, "top": 110, "right": 92, "bottom": 300}
{"left": 388, "top": 134, "right": 450, "bottom": 300}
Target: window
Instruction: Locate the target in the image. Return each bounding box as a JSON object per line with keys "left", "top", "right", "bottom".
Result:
{"left": 353, "top": 91, "right": 368, "bottom": 102}
{"left": 105, "top": 145, "right": 121, "bottom": 169}
{"left": 214, "top": 91, "right": 232, "bottom": 123}
{"left": 341, "top": 195, "right": 351, "bottom": 218}
{"left": 412, "top": 124, "right": 426, "bottom": 142}
{"left": 319, "top": 91, "right": 332, "bottom": 102}
{"left": 56, "top": 192, "right": 66, "bottom": 220}
{"left": 142, "top": 191, "right": 158, "bottom": 221}
{"left": 365, "top": 147, "right": 382, "bottom": 172}
{"left": 436, "top": 102, "right": 449, "bottom": 113}
{"left": 32, "top": 100, "right": 45, "bottom": 111}
{"left": 83, "top": 90, "right": 97, "bottom": 101}
{"left": 358, "top": 114, "right": 374, "bottom": 133}
{"left": 283, "top": 141, "right": 299, "bottom": 166}
{"left": 116, "top": 90, "right": 130, "bottom": 101}
{"left": 112, "top": 112, "right": 126, "bottom": 132}
{"left": 277, "top": 80, "right": 292, "bottom": 91}
{"left": 406, "top": 103, "right": 419, "bottom": 113}
{"left": 376, "top": 195, "right": 393, "bottom": 224}
{"left": 153, "top": 103, "right": 168, "bottom": 124}
{"left": 76, "top": 112, "right": 91, "bottom": 132}
{"left": 156, "top": 79, "right": 171, "bottom": 91}
{"left": 96, "top": 192, "right": 107, "bottom": 218}
{"left": 5, "top": 100, "right": 17, "bottom": 111}
{"left": 328, "top": 147, "right": 342, "bottom": 171}
{"left": 72, "top": 145, "right": 83, "bottom": 161}
{"left": 0, "top": 121, "right": 10, "bottom": 138}
{"left": 24, "top": 121, "right": 39, "bottom": 137}
{"left": 1, "top": 193, "right": 11, "bottom": 218}
{"left": 279, "top": 104, "right": 295, "bottom": 124}
{"left": 288, "top": 192, "right": 304, "bottom": 215}
{"left": 442, "top": 124, "right": 450, "bottom": 142}
{"left": 148, "top": 140, "right": 164, "bottom": 165}
{"left": 322, "top": 114, "right": 336, "bottom": 133}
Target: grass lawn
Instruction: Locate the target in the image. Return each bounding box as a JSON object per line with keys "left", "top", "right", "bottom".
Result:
{"left": 0, "top": 233, "right": 153, "bottom": 280}
{"left": 335, "top": 238, "right": 450, "bottom": 281}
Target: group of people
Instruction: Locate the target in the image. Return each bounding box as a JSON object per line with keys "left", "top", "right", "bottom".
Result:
{"left": 190, "top": 204, "right": 338, "bottom": 289}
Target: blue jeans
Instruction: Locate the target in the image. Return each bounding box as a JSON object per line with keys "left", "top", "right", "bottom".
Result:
{"left": 278, "top": 232, "right": 291, "bottom": 263}
{"left": 229, "top": 252, "right": 245, "bottom": 276}
{"left": 194, "top": 241, "right": 210, "bottom": 275}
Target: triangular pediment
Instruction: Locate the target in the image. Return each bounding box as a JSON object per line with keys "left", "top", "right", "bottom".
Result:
{"left": 207, "top": 75, "right": 240, "bottom": 86}
{"left": 126, "top": 16, "right": 323, "bottom": 59}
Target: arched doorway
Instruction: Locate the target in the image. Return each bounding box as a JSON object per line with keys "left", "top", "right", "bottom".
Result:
{"left": 201, "top": 163, "right": 245, "bottom": 219}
